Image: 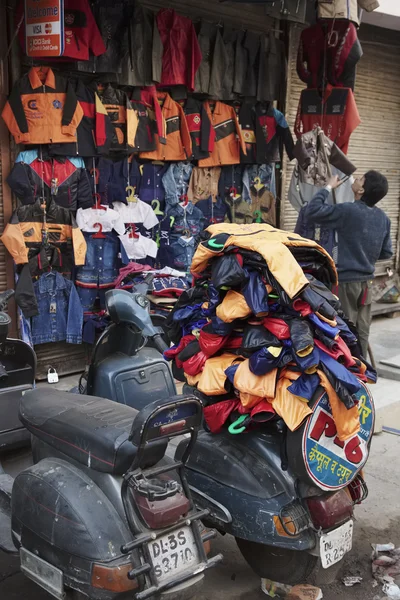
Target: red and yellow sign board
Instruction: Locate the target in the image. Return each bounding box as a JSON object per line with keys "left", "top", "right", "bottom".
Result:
{"left": 25, "top": 0, "right": 64, "bottom": 57}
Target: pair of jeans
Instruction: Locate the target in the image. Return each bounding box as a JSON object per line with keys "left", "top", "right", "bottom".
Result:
{"left": 77, "top": 287, "right": 107, "bottom": 312}
{"left": 31, "top": 272, "right": 83, "bottom": 345}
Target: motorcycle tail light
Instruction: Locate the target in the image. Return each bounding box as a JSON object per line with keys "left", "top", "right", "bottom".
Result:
{"left": 306, "top": 489, "right": 353, "bottom": 530}
{"left": 133, "top": 475, "right": 190, "bottom": 529}
{"left": 92, "top": 563, "right": 138, "bottom": 592}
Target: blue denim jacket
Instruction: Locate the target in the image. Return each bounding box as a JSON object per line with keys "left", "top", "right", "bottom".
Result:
{"left": 76, "top": 232, "right": 127, "bottom": 287}
{"left": 242, "top": 164, "right": 276, "bottom": 202}
{"left": 31, "top": 272, "right": 83, "bottom": 345}
{"left": 168, "top": 236, "right": 196, "bottom": 272}
{"left": 162, "top": 163, "right": 193, "bottom": 208}
{"left": 167, "top": 202, "right": 206, "bottom": 239}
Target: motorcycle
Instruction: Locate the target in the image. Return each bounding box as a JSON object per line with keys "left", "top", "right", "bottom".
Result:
{"left": 0, "top": 290, "right": 222, "bottom": 599}
{"left": 80, "top": 287, "right": 375, "bottom": 586}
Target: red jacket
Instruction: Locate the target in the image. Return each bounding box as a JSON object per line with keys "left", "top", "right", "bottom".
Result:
{"left": 157, "top": 9, "right": 202, "bottom": 92}
{"left": 18, "top": 0, "right": 106, "bottom": 61}
{"left": 297, "top": 21, "right": 362, "bottom": 90}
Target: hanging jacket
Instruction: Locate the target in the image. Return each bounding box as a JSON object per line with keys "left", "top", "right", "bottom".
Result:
{"left": 17, "top": 0, "right": 106, "bottom": 61}
{"left": 199, "top": 101, "right": 246, "bottom": 167}
{"left": 123, "top": 90, "right": 157, "bottom": 153}
{"left": 194, "top": 22, "right": 219, "bottom": 95}
{"left": 77, "top": 0, "right": 129, "bottom": 74}
{"left": 161, "top": 163, "right": 193, "bottom": 210}
{"left": 255, "top": 104, "right": 295, "bottom": 164}
{"left": 184, "top": 98, "right": 212, "bottom": 161}
{"left": 110, "top": 158, "right": 142, "bottom": 205}
{"left": 317, "top": 0, "right": 380, "bottom": 26}
{"left": 49, "top": 79, "right": 114, "bottom": 158}
{"left": 7, "top": 150, "right": 92, "bottom": 212}
{"left": 2, "top": 67, "right": 83, "bottom": 146}
{"left": 297, "top": 21, "right": 363, "bottom": 91}
{"left": 140, "top": 92, "right": 192, "bottom": 162}
{"left": 188, "top": 167, "right": 221, "bottom": 203}
{"left": 294, "top": 128, "right": 357, "bottom": 187}
{"left": 257, "top": 32, "right": 286, "bottom": 102}
{"left": 220, "top": 26, "right": 238, "bottom": 101}
{"left": 295, "top": 86, "right": 361, "bottom": 154}
{"left": 94, "top": 83, "right": 138, "bottom": 153}
{"left": 1, "top": 199, "right": 87, "bottom": 267}
{"left": 31, "top": 273, "right": 83, "bottom": 345}
{"left": 157, "top": 8, "right": 202, "bottom": 91}
{"left": 122, "top": 3, "right": 163, "bottom": 86}
{"left": 86, "top": 157, "right": 114, "bottom": 205}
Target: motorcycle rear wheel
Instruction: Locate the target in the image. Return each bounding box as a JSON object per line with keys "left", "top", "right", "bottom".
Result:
{"left": 235, "top": 538, "right": 318, "bottom": 585}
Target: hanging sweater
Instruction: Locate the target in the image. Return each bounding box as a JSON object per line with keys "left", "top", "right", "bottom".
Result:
{"left": 304, "top": 188, "right": 392, "bottom": 282}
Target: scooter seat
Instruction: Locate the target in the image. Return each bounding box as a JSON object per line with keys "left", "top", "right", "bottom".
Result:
{"left": 19, "top": 389, "right": 168, "bottom": 475}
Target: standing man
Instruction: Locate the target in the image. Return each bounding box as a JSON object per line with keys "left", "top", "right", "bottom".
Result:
{"left": 304, "top": 171, "right": 392, "bottom": 357}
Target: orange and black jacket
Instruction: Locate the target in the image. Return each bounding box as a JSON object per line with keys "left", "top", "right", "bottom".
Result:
{"left": 1, "top": 199, "right": 87, "bottom": 269}
{"left": 94, "top": 83, "right": 138, "bottom": 153}
{"left": 199, "top": 101, "right": 247, "bottom": 167}
{"left": 49, "top": 79, "right": 114, "bottom": 158}
{"left": 2, "top": 67, "right": 83, "bottom": 146}
{"left": 140, "top": 92, "right": 192, "bottom": 161}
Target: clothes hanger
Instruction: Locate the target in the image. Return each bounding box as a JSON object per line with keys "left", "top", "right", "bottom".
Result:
{"left": 126, "top": 186, "right": 138, "bottom": 203}
{"left": 126, "top": 223, "right": 139, "bottom": 239}
{"left": 92, "top": 223, "right": 106, "bottom": 239}
{"left": 151, "top": 200, "right": 164, "bottom": 216}
{"left": 91, "top": 193, "right": 107, "bottom": 210}
{"left": 179, "top": 194, "right": 189, "bottom": 207}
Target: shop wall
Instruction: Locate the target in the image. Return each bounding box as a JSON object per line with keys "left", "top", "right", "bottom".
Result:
{"left": 0, "top": 0, "right": 17, "bottom": 334}
{"left": 281, "top": 22, "right": 400, "bottom": 277}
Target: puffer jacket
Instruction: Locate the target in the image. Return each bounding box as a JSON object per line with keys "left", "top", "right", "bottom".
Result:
{"left": 293, "top": 128, "right": 357, "bottom": 187}
{"left": 7, "top": 150, "right": 92, "bottom": 212}
{"left": 317, "top": 0, "right": 380, "bottom": 25}
{"left": 191, "top": 223, "right": 338, "bottom": 300}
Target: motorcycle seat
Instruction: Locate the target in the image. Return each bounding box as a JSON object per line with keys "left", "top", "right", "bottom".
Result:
{"left": 19, "top": 389, "right": 168, "bottom": 475}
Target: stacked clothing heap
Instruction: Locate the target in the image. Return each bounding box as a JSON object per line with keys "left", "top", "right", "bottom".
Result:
{"left": 164, "top": 223, "right": 376, "bottom": 442}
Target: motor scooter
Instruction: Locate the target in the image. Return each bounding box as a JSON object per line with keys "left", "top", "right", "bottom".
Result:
{"left": 80, "top": 287, "right": 375, "bottom": 586}
{"left": 0, "top": 291, "right": 222, "bottom": 599}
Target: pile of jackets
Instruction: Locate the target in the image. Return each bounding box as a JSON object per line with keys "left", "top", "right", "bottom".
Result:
{"left": 164, "top": 223, "right": 376, "bottom": 442}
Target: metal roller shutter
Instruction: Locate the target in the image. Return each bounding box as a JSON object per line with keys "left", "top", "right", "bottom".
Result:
{"left": 281, "top": 23, "right": 400, "bottom": 277}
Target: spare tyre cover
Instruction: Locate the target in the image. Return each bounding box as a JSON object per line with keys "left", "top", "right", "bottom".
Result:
{"left": 286, "top": 381, "right": 375, "bottom": 492}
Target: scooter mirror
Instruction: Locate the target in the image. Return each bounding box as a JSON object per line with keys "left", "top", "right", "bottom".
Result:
{"left": 0, "top": 312, "right": 11, "bottom": 343}
{"left": 105, "top": 289, "right": 159, "bottom": 338}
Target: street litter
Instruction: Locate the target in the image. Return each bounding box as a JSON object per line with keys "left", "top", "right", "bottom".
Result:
{"left": 343, "top": 576, "right": 363, "bottom": 586}
{"left": 261, "top": 580, "right": 323, "bottom": 599}
{"left": 371, "top": 542, "right": 400, "bottom": 599}
{"left": 286, "top": 584, "right": 323, "bottom": 600}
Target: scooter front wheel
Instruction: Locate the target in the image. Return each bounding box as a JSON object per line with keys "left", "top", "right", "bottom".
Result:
{"left": 235, "top": 538, "right": 318, "bottom": 585}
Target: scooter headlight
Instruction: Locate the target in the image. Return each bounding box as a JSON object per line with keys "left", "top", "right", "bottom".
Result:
{"left": 136, "top": 294, "right": 149, "bottom": 309}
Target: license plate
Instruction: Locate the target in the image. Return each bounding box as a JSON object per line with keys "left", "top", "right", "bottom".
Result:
{"left": 320, "top": 520, "right": 353, "bottom": 569}
{"left": 20, "top": 548, "right": 64, "bottom": 599}
{"left": 148, "top": 527, "right": 200, "bottom": 583}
